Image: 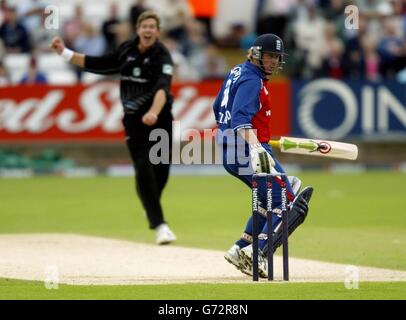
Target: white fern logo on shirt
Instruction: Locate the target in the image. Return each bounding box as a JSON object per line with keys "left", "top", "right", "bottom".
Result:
{"left": 163, "top": 64, "right": 173, "bottom": 75}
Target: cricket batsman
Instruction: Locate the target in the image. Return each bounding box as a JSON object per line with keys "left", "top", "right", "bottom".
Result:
{"left": 212, "top": 33, "right": 314, "bottom": 278}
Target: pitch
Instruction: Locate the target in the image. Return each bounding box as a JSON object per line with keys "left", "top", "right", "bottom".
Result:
{"left": 0, "top": 172, "right": 405, "bottom": 299}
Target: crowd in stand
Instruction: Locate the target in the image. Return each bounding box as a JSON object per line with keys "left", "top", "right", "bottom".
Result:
{"left": 281, "top": 0, "right": 406, "bottom": 81}
{"left": 0, "top": 0, "right": 405, "bottom": 85}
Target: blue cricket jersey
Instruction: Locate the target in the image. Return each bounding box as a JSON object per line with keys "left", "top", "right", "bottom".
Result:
{"left": 213, "top": 61, "right": 272, "bottom": 145}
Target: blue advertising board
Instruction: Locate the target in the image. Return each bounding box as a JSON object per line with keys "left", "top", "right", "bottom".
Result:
{"left": 292, "top": 79, "right": 406, "bottom": 140}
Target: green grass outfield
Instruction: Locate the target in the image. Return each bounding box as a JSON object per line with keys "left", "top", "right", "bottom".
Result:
{"left": 0, "top": 279, "right": 405, "bottom": 300}
{"left": 0, "top": 171, "right": 405, "bottom": 299}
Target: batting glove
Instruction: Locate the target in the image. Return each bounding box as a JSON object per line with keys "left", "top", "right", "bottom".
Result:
{"left": 249, "top": 143, "right": 275, "bottom": 173}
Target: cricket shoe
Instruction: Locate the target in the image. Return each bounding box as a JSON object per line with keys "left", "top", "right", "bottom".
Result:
{"left": 224, "top": 244, "right": 252, "bottom": 276}
{"left": 155, "top": 223, "right": 177, "bottom": 245}
{"left": 240, "top": 245, "right": 268, "bottom": 278}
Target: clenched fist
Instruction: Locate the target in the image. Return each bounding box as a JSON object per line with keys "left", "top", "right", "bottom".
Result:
{"left": 142, "top": 112, "right": 158, "bottom": 126}
{"left": 50, "top": 37, "right": 65, "bottom": 55}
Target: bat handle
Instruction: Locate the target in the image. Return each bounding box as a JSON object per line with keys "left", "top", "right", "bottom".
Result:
{"left": 268, "top": 140, "right": 280, "bottom": 149}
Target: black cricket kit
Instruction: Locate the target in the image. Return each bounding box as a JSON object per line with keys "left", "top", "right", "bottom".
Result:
{"left": 84, "top": 37, "right": 174, "bottom": 229}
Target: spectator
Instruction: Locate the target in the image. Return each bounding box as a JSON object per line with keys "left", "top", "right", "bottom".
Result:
{"left": 284, "top": 0, "right": 310, "bottom": 66}
{"left": 362, "top": 36, "right": 381, "bottom": 81}
{"left": 0, "top": 38, "right": 5, "bottom": 59}
{"left": 31, "top": 9, "right": 59, "bottom": 53}
{"left": 291, "top": 1, "right": 326, "bottom": 78}
{"left": 162, "top": 37, "right": 200, "bottom": 82}
{"left": 342, "top": 14, "right": 368, "bottom": 79}
{"left": 322, "top": 0, "right": 346, "bottom": 40}
{"left": 16, "top": 0, "right": 45, "bottom": 31}
{"left": 397, "top": 68, "right": 406, "bottom": 83}
{"left": 0, "top": 60, "right": 10, "bottom": 86}
{"left": 73, "top": 22, "right": 106, "bottom": 82}
{"left": 318, "top": 0, "right": 332, "bottom": 9}
{"left": 129, "top": 0, "right": 150, "bottom": 33}
{"left": 319, "top": 23, "right": 344, "bottom": 79}
{"left": 190, "top": 44, "right": 227, "bottom": 80}
{"left": 356, "top": 0, "right": 394, "bottom": 19}
{"left": 401, "top": 0, "right": 406, "bottom": 13}
{"left": 288, "top": 0, "right": 311, "bottom": 22}
{"left": 255, "top": 0, "right": 296, "bottom": 38}
{"left": 102, "top": 3, "right": 121, "bottom": 53}
{"left": 74, "top": 23, "right": 106, "bottom": 57}
{"left": 188, "top": 0, "right": 217, "bottom": 42}
{"left": 218, "top": 23, "right": 257, "bottom": 50}
{"left": 20, "top": 56, "right": 47, "bottom": 84}
{"left": 0, "top": 6, "right": 31, "bottom": 53}
{"left": 377, "top": 18, "right": 405, "bottom": 78}
{"left": 0, "top": 0, "right": 7, "bottom": 26}
{"left": 62, "top": 4, "right": 84, "bottom": 49}
{"left": 114, "top": 21, "right": 132, "bottom": 45}
{"left": 319, "top": 39, "right": 344, "bottom": 79}
{"left": 179, "top": 18, "right": 207, "bottom": 58}
{"left": 390, "top": 0, "right": 404, "bottom": 16}
{"left": 161, "top": 0, "right": 192, "bottom": 41}
{"left": 356, "top": 0, "right": 394, "bottom": 42}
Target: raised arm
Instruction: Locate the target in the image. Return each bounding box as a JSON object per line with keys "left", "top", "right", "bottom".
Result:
{"left": 50, "top": 37, "right": 85, "bottom": 67}
{"left": 50, "top": 36, "right": 120, "bottom": 75}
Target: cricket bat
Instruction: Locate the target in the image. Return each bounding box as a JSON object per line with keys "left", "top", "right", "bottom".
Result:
{"left": 269, "top": 136, "right": 358, "bottom": 160}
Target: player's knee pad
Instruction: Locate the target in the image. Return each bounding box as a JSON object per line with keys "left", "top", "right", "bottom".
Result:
{"left": 264, "top": 186, "right": 314, "bottom": 255}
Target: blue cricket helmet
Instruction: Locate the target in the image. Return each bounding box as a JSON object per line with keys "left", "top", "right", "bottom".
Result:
{"left": 250, "top": 33, "right": 286, "bottom": 73}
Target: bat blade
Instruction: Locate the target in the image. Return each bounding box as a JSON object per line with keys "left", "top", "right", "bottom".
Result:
{"left": 269, "top": 136, "right": 358, "bottom": 160}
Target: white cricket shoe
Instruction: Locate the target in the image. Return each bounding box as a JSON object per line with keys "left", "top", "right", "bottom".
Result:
{"left": 224, "top": 244, "right": 253, "bottom": 276}
{"left": 240, "top": 245, "right": 268, "bottom": 278}
{"left": 155, "top": 223, "right": 177, "bottom": 245}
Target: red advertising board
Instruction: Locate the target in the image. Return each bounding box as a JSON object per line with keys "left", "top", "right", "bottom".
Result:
{"left": 0, "top": 80, "right": 290, "bottom": 143}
